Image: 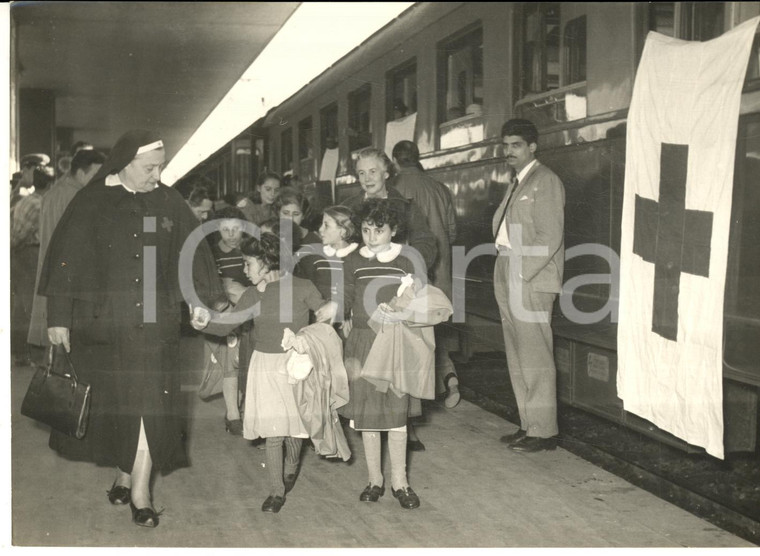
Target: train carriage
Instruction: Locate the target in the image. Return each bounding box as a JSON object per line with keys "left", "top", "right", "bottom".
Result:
{"left": 177, "top": 2, "right": 760, "bottom": 455}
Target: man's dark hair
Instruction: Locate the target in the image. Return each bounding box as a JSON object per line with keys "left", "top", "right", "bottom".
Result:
{"left": 187, "top": 186, "right": 210, "bottom": 207}
{"left": 70, "top": 141, "right": 94, "bottom": 156}
{"left": 391, "top": 140, "right": 420, "bottom": 168}
{"left": 32, "top": 167, "right": 55, "bottom": 192}
{"left": 70, "top": 149, "right": 106, "bottom": 174}
{"left": 500, "top": 118, "right": 539, "bottom": 146}
{"left": 213, "top": 206, "right": 246, "bottom": 221}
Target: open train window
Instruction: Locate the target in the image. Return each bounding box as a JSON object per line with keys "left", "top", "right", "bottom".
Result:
{"left": 519, "top": 3, "right": 587, "bottom": 97}
{"left": 280, "top": 127, "right": 293, "bottom": 175}
{"left": 298, "top": 117, "right": 313, "bottom": 161}
{"left": 437, "top": 24, "right": 483, "bottom": 125}
{"left": 648, "top": 2, "right": 725, "bottom": 41}
{"left": 320, "top": 103, "right": 338, "bottom": 158}
{"left": 520, "top": 3, "right": 560, "bottom": 95}
{"left": 386, "top": 59, "right": 417, "bottom": 122}
{"left": 348, "top": 84, "right": 372, "bottom": 153}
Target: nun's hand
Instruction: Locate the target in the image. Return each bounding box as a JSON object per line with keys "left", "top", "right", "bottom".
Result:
{"left": 48, "top": 327, "right": 71, "bottom": 353}
{"left": 315, "top": 300, "right": 338, "bottom": 323}
{"left": 190, "top": 306, "right": 211, "bottom": 330}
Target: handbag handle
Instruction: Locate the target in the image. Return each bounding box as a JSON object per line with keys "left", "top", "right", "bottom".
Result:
{"left": 46, "top": 344, "right": 80, "bottom": 386}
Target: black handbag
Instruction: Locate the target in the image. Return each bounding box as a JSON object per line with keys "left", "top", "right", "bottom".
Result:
{"left": 20, "top": 345, "right": 91, "bottom": 439}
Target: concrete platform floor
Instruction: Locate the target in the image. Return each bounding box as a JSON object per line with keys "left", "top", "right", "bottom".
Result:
{"left": 7, "top": 339, "right": 755, "bottom": 548}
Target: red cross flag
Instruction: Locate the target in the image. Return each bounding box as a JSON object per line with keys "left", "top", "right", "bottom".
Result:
{"left": 617, "top": 17, "right": 759, "bottom": 459}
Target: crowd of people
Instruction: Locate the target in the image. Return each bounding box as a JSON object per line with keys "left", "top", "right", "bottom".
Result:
{"left": 13, "top": 117, "right": 565, "bottom": 527}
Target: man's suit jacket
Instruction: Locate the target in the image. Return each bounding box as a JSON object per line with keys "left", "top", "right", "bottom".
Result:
{"left": 492, "top": 161, "right": 565, "bottom": 294}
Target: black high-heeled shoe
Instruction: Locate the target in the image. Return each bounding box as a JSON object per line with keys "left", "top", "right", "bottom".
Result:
{"left": 130, "top": 502, "right": 162, "bottom": 528}
{"left": 107, "top": 482, "right": 131, "bottom": 505}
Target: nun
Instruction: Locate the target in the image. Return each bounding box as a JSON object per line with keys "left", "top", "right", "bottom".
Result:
{"left": 39, "top": 130, "right": 226, "bottom": 528}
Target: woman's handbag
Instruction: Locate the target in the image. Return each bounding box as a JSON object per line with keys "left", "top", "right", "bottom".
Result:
{"left": 20, "top": 345, "right": 91, "bottom": 439}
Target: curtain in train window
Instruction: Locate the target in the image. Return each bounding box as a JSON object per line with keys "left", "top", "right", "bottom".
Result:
{"left": 320, "top": 103, "right": 338, "bottom": 157}
{"left": 522, "top": 3, "right": 560, "bottom": 94}
{"left": 348, "top": 84, "right": 372, "bottom": 153}
{"left": 232, "top": 137, "right": 252, "bottom": 191}
{"left": 562, "top": 15, "right": 586, "bottom": 85}
{"left": 386, "top": 60, "right": 417, "bottom": 122}
{"left": 280, "top": 127, "right": 293, "bottom": 175}
{"left": 298, "top": 117, "right": 313, "bottom": 161}
{"left": 437, "top": 25, "right": 483, "bottom": 124}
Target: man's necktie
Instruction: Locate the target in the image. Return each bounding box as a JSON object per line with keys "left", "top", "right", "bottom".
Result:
{"left": 496, "top": 177, "right": 519, "bottom": 232}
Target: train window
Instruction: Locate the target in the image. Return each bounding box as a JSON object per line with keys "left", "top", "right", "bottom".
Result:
{"left": 519, "top": 3, "right": 588, "bottom": 97}
{"left": 648, "top": 2, "right": 725, "bottom": 41}
{"left": 280, "top": 127, "right": 293, "bottom": 175}
{"left": 320, "top": 103, "right": 338, "bottom": 157}
{"left": 437, "top": 25, "right": 483, "bottom": 124}
{"left": 521, "top": 3, "right": 560, "bottom": 94}
{"left": 649, "top": 3, "right": 675, "bottom": 36}
{"left": 562, "top": 16, "right": 586, "bottom": 85}
{"left": 348, "top": 83, "right": 372, "bottom": 153}
{"left": 386, "top": 59, "right": 417, "bottom": 122}
{"left": 298, "top": 117, "right": 313, "bottom": 161}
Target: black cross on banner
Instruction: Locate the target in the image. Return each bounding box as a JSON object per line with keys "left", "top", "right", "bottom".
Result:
{"left": 632, "top": 143, "right": 714, "bottom": 341}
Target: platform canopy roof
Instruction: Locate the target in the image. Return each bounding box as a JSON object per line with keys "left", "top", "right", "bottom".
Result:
{"left": 10, "top": 2, "right": 414, "bottom": 183}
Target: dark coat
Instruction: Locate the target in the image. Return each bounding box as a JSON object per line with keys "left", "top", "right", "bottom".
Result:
{"left": 40, "top": 179, "right": 226, "bottom": 473}
{"left": 391, "top": 166, "right": 457, "bottom": 297}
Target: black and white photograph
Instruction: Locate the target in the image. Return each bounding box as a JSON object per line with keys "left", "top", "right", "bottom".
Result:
{"left": 4, "top": 1, "right": 760, "bottom": 549}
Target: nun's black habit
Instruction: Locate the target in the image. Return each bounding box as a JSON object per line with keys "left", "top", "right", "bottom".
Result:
{"left": 39, "top": 130, "right": 226, "bottom": 473}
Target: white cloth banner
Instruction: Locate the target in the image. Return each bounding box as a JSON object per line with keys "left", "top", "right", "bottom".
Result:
{"left": 617, "top": 17, "right": 759, "bottom": 459}
{"left": 384, "top": 112, "right": 417, "bottom": 159}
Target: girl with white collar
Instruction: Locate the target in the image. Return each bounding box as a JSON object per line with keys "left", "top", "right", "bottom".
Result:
{"left": 338, "top": 198, "right": 422, "bottom": 510}
{"left": 299, "top": 205, "right": 360, "bottom": 335}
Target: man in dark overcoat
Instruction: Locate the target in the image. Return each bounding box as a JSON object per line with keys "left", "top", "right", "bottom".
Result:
{"left": 39, "top": 130, "right": 226, "bottom": 527}
{"left": 391, "top": 140, "right": 461, "bottom": 409}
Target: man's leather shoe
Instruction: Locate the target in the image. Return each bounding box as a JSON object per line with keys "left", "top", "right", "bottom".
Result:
{"left": 261, "top": 495, "right": 286, "bottom": 513}
{"left": 359, "top": 484, "right": 384, "bottom": 502}
{"left": 499, "top": 429, "right": 526, "bottom": 445}
{"left": 107, "top": 483, "right": 131, "bottom": 505}
{"left": 509, "top": 436, "right": 558, "bottom": 453}
{"left": 391, "top": 486, "right": 420, "bottom": 509}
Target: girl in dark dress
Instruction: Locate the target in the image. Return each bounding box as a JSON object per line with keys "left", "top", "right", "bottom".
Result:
{"left": 192, "top": 233, "right": 332, "bottom": 513}
{"left": 339, "top": 198, "right": 422, "bottom": 510}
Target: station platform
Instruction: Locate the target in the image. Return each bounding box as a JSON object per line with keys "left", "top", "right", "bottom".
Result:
{"left": 8, "top": 336, "right": 754, "bottom": 548}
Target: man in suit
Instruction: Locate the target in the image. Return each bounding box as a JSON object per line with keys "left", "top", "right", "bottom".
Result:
{"left": 493, "top": 118, "right": 565, "bottom": 452}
